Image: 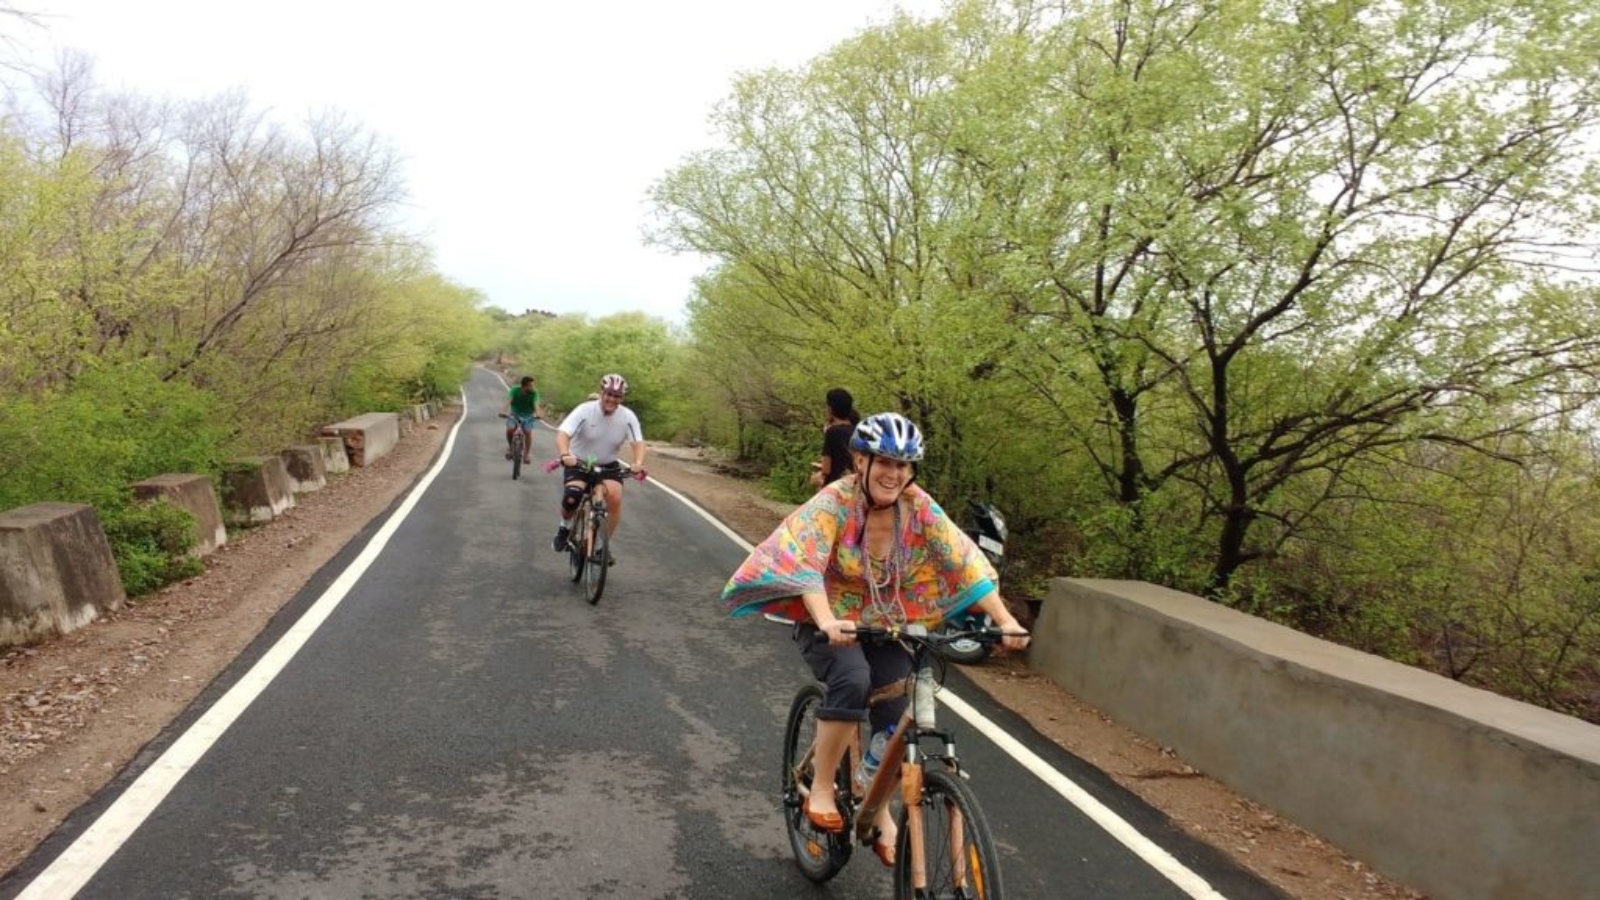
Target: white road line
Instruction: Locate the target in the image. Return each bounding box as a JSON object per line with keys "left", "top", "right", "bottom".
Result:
{"left": 642, "top": 471, "right": 754, "bottom": 551}
{"left": 653, "top": 474, "right": 1229, "bottom": 900}
{"left": 939, "top": 690, "right": 1229, "bottom": 899}
{"left": 16, "top": 397, "right": 469, "bottom": 900}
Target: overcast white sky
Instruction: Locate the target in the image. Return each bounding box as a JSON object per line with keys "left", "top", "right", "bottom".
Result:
{"left": 6, "top": 0, "right": 949, "bottom": 322}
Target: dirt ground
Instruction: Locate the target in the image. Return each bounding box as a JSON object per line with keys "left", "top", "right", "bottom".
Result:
{"left": 0, "top": 405, "right": 1425, "bottom": 899}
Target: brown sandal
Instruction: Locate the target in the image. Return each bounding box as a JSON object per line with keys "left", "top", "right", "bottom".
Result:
{"left": 801, "top": 795, "right": 844, "bottom": 834}
{"left": 867, "top": 824, "right": 897, "bottom": 867}
{"left": 872, "top": 836, "right": 895, "bottom": 867}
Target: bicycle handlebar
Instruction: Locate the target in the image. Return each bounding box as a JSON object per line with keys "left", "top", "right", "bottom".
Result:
{"left": 852, "top": 623, "right": 1022, "bottom": 648}
{"left": 542, "top": 457, "right": 648, "bottom": 481}
{"left": 761, "top": 614, "right": 1021, "bottom": 648}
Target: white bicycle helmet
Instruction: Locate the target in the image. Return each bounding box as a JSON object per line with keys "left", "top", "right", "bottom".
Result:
{"left": 599, "top": 373, "right": 629, "bottom": 395}
{"left": 850, "top": 412, "right": 925, "bottom": 462}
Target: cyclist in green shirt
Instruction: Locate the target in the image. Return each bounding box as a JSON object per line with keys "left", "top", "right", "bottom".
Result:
{"left": 500, "top": 376, "right": 545, "bottom": 463}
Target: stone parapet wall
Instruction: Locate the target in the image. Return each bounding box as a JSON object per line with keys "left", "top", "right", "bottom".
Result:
{"left": 1028, "top": 578, "right": 1600, "bottom": 900}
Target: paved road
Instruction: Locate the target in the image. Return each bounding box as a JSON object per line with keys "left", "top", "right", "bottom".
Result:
{"left": 1, "top": 370, "right": 1284, "bottom": 899}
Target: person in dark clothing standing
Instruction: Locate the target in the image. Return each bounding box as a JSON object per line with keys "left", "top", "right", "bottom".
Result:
{"left": 809, "top": 387, "right": 859, "bottom": 490}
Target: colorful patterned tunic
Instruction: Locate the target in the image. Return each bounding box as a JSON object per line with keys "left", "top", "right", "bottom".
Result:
{"left": 722, "top": 477, "right": 998, "bottom": 626}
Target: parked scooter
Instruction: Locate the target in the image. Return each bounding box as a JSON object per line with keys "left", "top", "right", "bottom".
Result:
{"left": 933, "top": 500, "right": 1008, "bottom": 664}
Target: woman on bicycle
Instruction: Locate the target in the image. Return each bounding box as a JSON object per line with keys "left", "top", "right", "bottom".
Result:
{"left": 722, "top": 411, "right": 1029, "bottom": 865}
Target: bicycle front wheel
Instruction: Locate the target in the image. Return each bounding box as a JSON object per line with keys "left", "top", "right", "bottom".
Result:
{"left": 511, "top": 430, "right": 523, "bottom": 480}
{"left": 781, "top": 684, "right": 852, "bottom": 882}
{"left": 896, "top": 767, "right": 1005, "bottom": 900}
{"left": 583, "top": 511, "right": 608, "bottom": 604}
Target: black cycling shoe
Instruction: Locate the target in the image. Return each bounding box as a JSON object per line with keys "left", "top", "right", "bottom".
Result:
{"left": 552, "top": 526, "right": 570, "bottom": 552}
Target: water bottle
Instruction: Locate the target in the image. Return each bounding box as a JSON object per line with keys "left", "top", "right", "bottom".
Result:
{"left": 855, "top": 724, "right": 897, "bottom": 789}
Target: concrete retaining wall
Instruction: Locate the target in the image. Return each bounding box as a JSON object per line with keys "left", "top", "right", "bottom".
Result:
{"left": 131, "top": 474, "right": 227, "bottom": 557}
{"left": 322, "top": 412, "right": 400, "bottom": 467}
{"left": 0, "top": 503, "right": 126, "bottom": 648}
{"left": 220, "top": 456, "right": 295, "bottom": 526}
{"left": 1028, "top": 578, "right": 1600, "bottom": 900}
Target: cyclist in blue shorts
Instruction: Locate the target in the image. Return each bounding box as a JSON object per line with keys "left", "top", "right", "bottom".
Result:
{"left": 500, "top": 375, "right": 545, "bottom": 464}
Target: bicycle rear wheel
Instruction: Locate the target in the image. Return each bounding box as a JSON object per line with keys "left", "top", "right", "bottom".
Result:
{"left": 781, "top": 684, "right": 852, "bottom": 882}
{"left": 583, "top": 508, "right": 608, "bottom": 604}
{"left": 566, "top": 500, "right": 587, "bottom": 582}
{"left": 511, "top": 430, "right": 524, "bottom": 480}
{"left": 895, "top": 767, "right": 1005, "bottom": 899}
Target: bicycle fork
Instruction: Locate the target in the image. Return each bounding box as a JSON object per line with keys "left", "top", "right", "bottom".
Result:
{"left": 859, "top": 724, "right": 969, "bottom": 893}
{"left": 590, "top": 497, "right": 608, "bottom": 559}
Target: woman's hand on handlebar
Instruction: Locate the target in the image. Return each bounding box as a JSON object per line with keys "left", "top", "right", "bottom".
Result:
{"left": 818, "top": 618, "right": 858, "bottom": 646}
{"left": 994, "top": 617, "right": 1031, "bottom": 653}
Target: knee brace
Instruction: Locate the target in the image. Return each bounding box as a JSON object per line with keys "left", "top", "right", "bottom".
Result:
{"left": 561, "top": 484, "right": 585, "bottom": 514}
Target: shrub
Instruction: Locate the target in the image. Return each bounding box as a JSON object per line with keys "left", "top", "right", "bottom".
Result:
{"left": 101, "top": 499, "right": 203, "bottom": 597}
{"left": 0, "top": 360, "right": 226, "bottom": 512}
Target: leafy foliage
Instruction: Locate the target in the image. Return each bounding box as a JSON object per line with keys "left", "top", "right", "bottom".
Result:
{"left": 102, "top": 500, "right": 203, "bottom": 598}
{"left": 0, "top": 362, "right": 226, "bottom": 512}
{"left": 651, "top": 0, "right": 1600, "bottom": 720}
{"left": 0, "top": 63, "right": 492, "bottom": 598}
{"left": 488, "top": 311, "right": 699, "bottom": 440}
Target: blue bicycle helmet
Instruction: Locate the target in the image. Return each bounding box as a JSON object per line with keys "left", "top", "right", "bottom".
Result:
{"left": 850, "top": 412, "right": 925, "bottom": 462}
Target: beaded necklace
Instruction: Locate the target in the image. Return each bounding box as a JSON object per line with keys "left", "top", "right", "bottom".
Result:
{"left": 862, "top": 496, "right": 906, "bottom": 627}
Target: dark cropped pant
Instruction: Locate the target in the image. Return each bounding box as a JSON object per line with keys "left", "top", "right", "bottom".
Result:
{"left": 797, "top": 624, "right": 912, "bottom": 736}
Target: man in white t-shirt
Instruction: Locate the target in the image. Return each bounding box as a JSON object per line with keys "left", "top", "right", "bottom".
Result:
{"left": 552, "top": 373, "right": 648, "bottom": 560}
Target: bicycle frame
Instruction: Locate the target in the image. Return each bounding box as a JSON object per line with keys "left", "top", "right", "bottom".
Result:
{"left": 777, "top": 618, "right": 1006, "bottom": 896}
{"left": 568, "top": 463, "right": 625, "bottom": 545}
{"left": 552, "top": 459, "right": 635, "bottom": 603}
{"left": 852, "top": 647, "right": 967, "bottom": 890}
{"left": 502, "top": 415, "right": 532, "bottom": 479}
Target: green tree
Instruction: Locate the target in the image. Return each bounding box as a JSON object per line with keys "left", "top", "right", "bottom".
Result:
{"left": 932, "top": 0, "right": 1600, "bottom": 592}
{"left": 652, "top": 8, "right": 1029, "bottom": 502}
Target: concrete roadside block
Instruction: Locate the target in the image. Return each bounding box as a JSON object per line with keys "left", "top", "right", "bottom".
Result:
{"left": 0, "top": 502, "right": 127, "bottom": 648}
{"left": 220, "top": 456, "right": 295, "bottom": 526}
{"left": 317, "top": 436, "right": 350, "bottom": 475}
{"left": 131, "top": 474, "right": 227, "bottom": 557}
{"left": 280, "top": 445, "right": 327, "bottom": 494}
{"left": 322, "top": 412, "right": 400, "bottom": 467}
